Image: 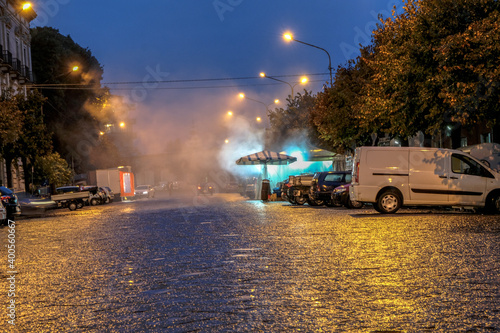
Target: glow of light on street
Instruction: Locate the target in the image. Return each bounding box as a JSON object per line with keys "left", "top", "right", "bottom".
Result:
{"left": 259, "top": 72, "right": 266, "bottom": 77}
{"left": 274, "top": 99, "right": 279, "bottom": 104}
{"left": 99, "top": 131, "right": 105, "bottom": 136}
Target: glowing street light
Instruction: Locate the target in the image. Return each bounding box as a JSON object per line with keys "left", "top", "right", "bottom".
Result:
{"left": 227, "top": 110, "right": 233, "bottom": 117}
{"left": 22, "top": 2, "right": 32, "bottom": 10}
{"left": 238, "top": 93, "right": 280, "bottom": 125}
{"left": 259, "top": 72, "right": 308, "bottom": 97}
{"left": 119, "top": 122, "right": 126, "bottom": 128}
{"left": 283, "top": 31, "right": 333, "bottom": 87}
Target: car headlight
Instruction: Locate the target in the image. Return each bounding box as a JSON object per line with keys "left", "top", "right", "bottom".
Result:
{"left": 334, "top": 187, "right": 346, "bottom": 194}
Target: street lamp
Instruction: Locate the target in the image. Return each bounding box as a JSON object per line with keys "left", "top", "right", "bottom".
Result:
{"left": 259, "top": 72, "right": 308, "bottom": 97}
{"left": 283, "top": 32, "right": 333, "bottom": 87}
{"left": 238, "top": 92, "right": 280, "bottom": 114}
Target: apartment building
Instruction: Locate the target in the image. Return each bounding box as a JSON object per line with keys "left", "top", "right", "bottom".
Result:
{"left": 0, "top": 0, "right": 36, "bottom": 190}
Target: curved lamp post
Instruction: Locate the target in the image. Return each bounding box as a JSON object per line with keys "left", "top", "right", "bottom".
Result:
{"left": 283, "top": 32, "right": 333, "bottom": 87}
{"left": 238, "top": 93, "right": 279, "bottom": 117}
{"left": 259, "top": 72, "right": 308, "bottom": 97}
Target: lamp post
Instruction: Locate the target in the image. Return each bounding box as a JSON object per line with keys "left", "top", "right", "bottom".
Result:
{"left": 283, "top": 32, "right": 333, "bottom": 87}
{"left": 238, "top": 93, "right": 279, "bottom": 114}
{"left": 259, "top": 72, "right": 308, "bottom": 98}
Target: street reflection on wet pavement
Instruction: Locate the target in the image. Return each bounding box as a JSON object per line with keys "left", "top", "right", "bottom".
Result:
{"left": 1, "top": 192, "right": 499, "bottom": 332}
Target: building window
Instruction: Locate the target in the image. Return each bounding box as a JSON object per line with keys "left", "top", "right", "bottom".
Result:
{"left": 460, "top": 137, "right": 468, "bottom": 147}
{"left": 481, "top": 132, "right": 492, "bottom": 144}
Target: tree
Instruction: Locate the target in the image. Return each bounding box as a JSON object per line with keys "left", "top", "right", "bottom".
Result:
{"left": 0, "top": 95, "right": 22, "bottom": 145}
{"left": 268, "top": 90, "right": 319, "bottom": 149}
{"left": 358, "top": 0, "right": 500, "bottom": 141}
{"left": 31, "top": 27, "right": 105, "bottom": 173}
{"left": 0, "top": 90, "right": 51, "bottom": 189}
{"left": 310, "top": 47, "right": 375, "bottom": 154}
{"left": 36, "top": 152, "right": 73, "bottom": 192}
{"left": 0, "top": 94, "right": 23, "bottom": 187}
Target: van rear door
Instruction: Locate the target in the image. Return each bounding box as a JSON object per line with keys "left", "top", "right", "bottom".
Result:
{"left": 409, "top": 149, "right": 449, "bottom": 204}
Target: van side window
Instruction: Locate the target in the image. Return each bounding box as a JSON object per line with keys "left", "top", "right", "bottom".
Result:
{"left": 345, "top": 174, "right": 352, "bottom": 183}
{"left": 451, "top": 154, "right": 494, "bottom": 178}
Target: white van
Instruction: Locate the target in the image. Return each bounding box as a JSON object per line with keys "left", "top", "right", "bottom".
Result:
{"left": 350, "top": 147, "right": 500, "bottom": 214}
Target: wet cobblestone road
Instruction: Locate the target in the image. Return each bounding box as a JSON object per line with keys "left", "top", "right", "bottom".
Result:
{"left": 1, "top": 192, "right": 500, "bottom": 332}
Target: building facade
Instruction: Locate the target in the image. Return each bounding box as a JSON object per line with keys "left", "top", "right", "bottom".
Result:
{"left": 0, "top": 0, "right": 36, "bottom": 190}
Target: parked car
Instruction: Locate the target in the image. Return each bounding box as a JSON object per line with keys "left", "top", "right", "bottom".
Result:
{"left": 134, "top": 185, "right": 155, "bottom": 198}
{"left": 0, "top": 186, "right": 21, "bottom": 218}
{"left": 331, "top": 183, "right": 364, "bottom": 209}
{"left": 103, "top": 186, "right": 115, "bottom": 202}
{"left": 0, "top": 200, "right": 7, "bottom": 224}
{"left": 99, "top": 187, "right": 113, "bottom": 204}
{"left": 309, "top": 171, "right": 352, "bottom": 206}
{"left": 351, "top": 146, "right": 500, "bottom": 214}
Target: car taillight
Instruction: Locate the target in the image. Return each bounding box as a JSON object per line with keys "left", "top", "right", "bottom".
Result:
{"left": 354, "top": 162, "right": 360, "bottom": 183}
{"left": 1, "top": 196, "right": 9, "bottom": 202}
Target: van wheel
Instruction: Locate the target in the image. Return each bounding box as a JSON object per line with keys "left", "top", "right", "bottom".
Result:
{"left": 485, "top": 193, "right": 500, "bottom": 214}
{"left": 376, "top": 189, "right": 401, "bottom": 214}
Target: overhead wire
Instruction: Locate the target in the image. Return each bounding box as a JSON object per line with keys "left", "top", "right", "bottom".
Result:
{"left": 27, "top": 73, "right": 330, "bottom": 90}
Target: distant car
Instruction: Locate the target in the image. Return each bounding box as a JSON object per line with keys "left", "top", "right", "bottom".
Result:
{"left": 197, "top": 182, "right": 214, "bottom": 196}
{"left": 331, "top": 183, "right": 364, "bottom": 209}
{"left": 135, "top": 185, "right": 155, "bottom": 198}
{"left": 0, "top": 186, "right": 21, "bottom": 218}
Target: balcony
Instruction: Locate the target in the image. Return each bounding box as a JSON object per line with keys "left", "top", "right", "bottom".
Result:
{"left": 10, "top": 58, "right": 22, "bottom": 78}
{"left": 1, "top": 51, "right": 12, "bottom": 73}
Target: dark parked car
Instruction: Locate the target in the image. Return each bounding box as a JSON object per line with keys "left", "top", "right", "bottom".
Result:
{"left": 331, "top": 183, "right": 364, "bottom": 209}
{"left": 0, "top": 186, "right": 21, "bottom": 218}
{"left": 309, "top": 171, "right": 352, "bottom": 206}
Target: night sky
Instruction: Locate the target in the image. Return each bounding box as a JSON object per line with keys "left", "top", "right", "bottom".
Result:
{"left": 32, "top": 0, "right": 401, "bottom": 154}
